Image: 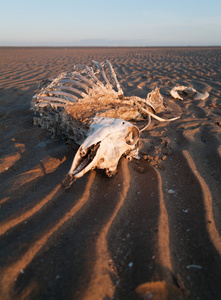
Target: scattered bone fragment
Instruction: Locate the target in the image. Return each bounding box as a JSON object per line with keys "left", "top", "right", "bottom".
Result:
{"left": 146, "top": 87, "right": 164, "bottom": 113}
{"left": 170, "top": 86, "right": 209, "bottom": 101}
{"left": 193, "top": 91, "right": 209, "bottom": 100}
{"left": 32, "top": 61, "right": 180, "bottom": 181}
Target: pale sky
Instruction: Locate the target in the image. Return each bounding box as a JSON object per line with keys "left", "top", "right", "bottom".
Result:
{"left": 0, "top": 0, "right": 221, "bottom": 46}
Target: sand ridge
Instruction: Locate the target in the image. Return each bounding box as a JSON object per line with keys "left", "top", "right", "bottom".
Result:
{"left": 0, "top": 47, "right": 221, "bottom": 299}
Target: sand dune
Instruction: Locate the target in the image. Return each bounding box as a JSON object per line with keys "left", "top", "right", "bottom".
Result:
{"left": 0, "top": 47, "right": 221, "bottom": 300}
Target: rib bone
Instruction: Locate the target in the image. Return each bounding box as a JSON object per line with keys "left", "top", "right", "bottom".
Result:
{"left": 92, "top": 60, "right": 111, "bottom": 86}
{"left": 105, "top": 60, "right": 124, "bottom": 97}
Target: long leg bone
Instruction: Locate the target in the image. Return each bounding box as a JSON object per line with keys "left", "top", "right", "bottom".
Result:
{"left": 137, "top": 104, "right": 180, "bottom": 122}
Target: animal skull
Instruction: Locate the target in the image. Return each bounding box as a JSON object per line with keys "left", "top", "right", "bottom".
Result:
{"left": 68, "top": 117, "right": 140, "bottom": 178}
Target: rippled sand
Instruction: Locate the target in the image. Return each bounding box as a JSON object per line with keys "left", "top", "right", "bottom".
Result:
{"left": 0, "top": 47, "right": 221, "bottom": 300}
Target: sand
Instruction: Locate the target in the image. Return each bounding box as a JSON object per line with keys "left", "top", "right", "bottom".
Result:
{"left": 0, "top": 47, "right": 221, "bottom": 300}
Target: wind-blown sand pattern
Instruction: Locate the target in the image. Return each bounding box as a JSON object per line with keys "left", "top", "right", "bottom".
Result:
{"left": 0, "top": 47, "right": 221, "bottom": 300}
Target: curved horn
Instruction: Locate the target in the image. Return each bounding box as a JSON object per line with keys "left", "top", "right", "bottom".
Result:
{"left": 125, "top": 126, "right": 140, "bottom": 145}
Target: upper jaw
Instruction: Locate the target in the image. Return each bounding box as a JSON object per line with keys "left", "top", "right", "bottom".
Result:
{"left": 68, "top": 142, "right": 101, "bottom": 178}
{"left": 68, "top": 117, "right": 140, "bottom": 178}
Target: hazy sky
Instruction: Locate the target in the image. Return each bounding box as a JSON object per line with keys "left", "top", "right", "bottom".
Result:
{"left": 0, "top": 0, "right": 221, "bottom": 46}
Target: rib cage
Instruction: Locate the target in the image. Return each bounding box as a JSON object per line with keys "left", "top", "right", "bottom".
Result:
{"left": 33, "top": 60, "right": 124, "bottom": 107}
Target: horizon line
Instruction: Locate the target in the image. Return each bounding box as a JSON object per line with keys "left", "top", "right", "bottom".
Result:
{"left": 1, "top": 45, "right": 221, "bottom": 48}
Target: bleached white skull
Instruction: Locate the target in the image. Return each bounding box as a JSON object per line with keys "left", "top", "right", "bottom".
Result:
{"left": 68, "top": 117, "right": 140, "bottom": 178}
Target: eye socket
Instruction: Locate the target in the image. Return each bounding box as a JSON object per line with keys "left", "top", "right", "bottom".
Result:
{"left": 125, "top": 126, "right": 140, "bottom": 145}
{"left": 122, "top": 122, "right": 125, "bottom": 124}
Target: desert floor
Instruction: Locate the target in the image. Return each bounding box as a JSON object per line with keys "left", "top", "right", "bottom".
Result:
{"left": 0, "top": 47, "right": 221, "bottom": 300}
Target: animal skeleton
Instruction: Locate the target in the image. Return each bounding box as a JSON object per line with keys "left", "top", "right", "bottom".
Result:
{"left": 32, "top": 60, "right": 179, "bottom": 183}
